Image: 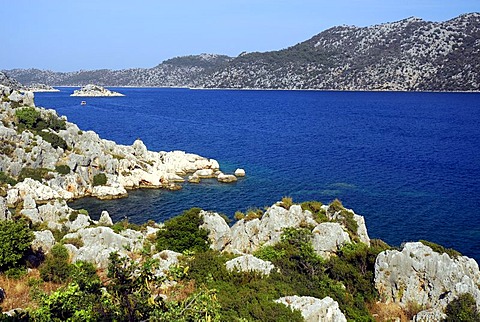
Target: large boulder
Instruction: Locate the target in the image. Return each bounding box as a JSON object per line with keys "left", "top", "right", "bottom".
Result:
{"left": 311, "top": 222, "right": 351, "bottom": 258}
{"left": 152, "top": 250, "right": 182, "bottom": 277}
{"left": 275, "top": 296, "right": 347, "bottom": 322}
{"left": 225, "top": 254, "right": 275, "bottom": 276}
{"left": 199, "top": 210, "right": 231, "bottom": 251}
{"left": 63, "top": 227, "right": 144, "bottom": 268}
{"left": 31, "top": 230, "right": 56, "bottom": 254}
{"left": 375, "top": 242, "right": 480, "bottom": 319}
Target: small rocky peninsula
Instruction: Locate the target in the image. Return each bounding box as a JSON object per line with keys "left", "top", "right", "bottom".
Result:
{"left": 70, "top": 84, "right": 124, "bottom": 97}
{"left": 0, "top": 82, "right": 479, "bottom": 320}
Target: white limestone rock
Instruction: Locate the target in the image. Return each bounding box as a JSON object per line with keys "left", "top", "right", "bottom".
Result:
{"left": 234, "top": 168, "right": 246, "bottom": 177}
{"left": 98, "top": 210, "right": 113, "bottom": 226}
{"left": 275, "top": 295, "right": 347, "bottom": 322}
{"left": 199, "top": 210, "right": 232, "bottom": 251}
{"left": 63, "top": 227, "right": 143, "bottom": 268}
{"left": 70, "top": 84, "right": 124, "bottom": 97}
{"left": 152, "top": 250, "right": 182, "bottom": 277}
{"left": 311, "top": 222, "right": 351, "bottom": 259}
{"left": 225, "top": 254, "right": 275, "bottom": 276}
{"left": 31, "top": 230, "right": 56, "bottom": 254}
{"left": 217, "top": 173, "right": 238, "bottom": 183}
{"left": 375, "top": 242, "right": 480, "bottom": 317}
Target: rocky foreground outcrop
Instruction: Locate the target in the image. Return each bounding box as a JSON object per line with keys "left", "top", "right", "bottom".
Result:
{"left": 375, "top": 242, "right": 480, "bottom": 320}
{"left": 70, "top": 84, "right": 124, "bottom": 97}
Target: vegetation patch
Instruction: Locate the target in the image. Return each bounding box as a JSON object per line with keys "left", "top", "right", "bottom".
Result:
{"left": 18, "top": 167, "right": 51, "bottom": 182}
{"left": 0, "top": 220, "right": 34, "bottom": 271}
{"left": 156, "top": 208, "right": 209, "bottom": 253}
{"left": 55, "top": 164, "right": 71, "bottom": 175}
{"left": 92, "top": 173, "right": 107, "bottom": 186}
{"left": 419, "top": 240, "right": 462, "bottom": 258}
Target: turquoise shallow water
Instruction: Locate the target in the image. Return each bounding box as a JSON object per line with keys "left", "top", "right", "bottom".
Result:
{"left": 35, "top": 88, "right": 480, "bottom": 261}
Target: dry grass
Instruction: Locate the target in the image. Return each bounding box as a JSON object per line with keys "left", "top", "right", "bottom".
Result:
{"left": 368, "top": 301, "right": 409, "bottom": 322}
{"left": 0, "top": 270, "right": 63, "bottom": 312}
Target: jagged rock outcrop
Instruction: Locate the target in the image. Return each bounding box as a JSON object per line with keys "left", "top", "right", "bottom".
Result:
{"left": 311, "top": 222, "right": 351, "bottom": 258}
{"left": 152, "top": 250, "right": 182, "bottom": 277}
{"left": 63, "top": 227, "right": 144, "bottom": 268}
{"left": 70, "top": 84, "right": 124, "bottom": 97}
{"left": 275, "top": 296, "right": 347, "bottom": 322}
{"left": 225, "top": 254, "right": 275, "bottom": 275}
{"left": 4, "top": 13, "right": 480, "bottom": 91}
{"left": 31, "top": 230, "right": 56, "bottom": 254}
{"left": 375, "top": 242, "right": 480, "bottom": 320}
{"left": 200, "top": 210, "right": 231, "bottom": 251}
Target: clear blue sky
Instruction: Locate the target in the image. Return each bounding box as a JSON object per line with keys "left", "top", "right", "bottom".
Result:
{"left": 2, "top": 0, "right": 479, "bottom": 72}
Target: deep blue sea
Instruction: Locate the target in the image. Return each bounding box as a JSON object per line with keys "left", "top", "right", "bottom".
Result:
{"left": 35, "top": 87, "right": 480, "bottom": 262}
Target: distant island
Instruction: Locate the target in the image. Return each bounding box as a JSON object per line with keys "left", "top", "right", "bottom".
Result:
{"left": 3, "top": 13, "right": 480, "bottom": 92}
{"left": 70, "top": 84, "right": 124, "bottom": 97}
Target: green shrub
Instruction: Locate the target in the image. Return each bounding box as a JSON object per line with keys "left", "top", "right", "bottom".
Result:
{"left": 62, "top": 237, "right": 84, "bottom": 248}
{"left": 419, "top": 240, "right": 462, "bottom": 258}
{"left": 39, "top": 244, "right": 72, "bottom": 283}
{"left": 444, "top": 293, "right": 480, "bottom": 321}
{"left": 156, "top": 208, "right": 210, "bottom": 253}
{"left": 15, "top": 107, "right": 41, "bottom": 129}
{"left": 301, "top": 200, "right": 327, "bottom": 222}
{"left": 17, "top": 167, "right": 51, "bottom": 182}
{"left": 0, "top": 219, "right": 34, "bottom": 271}
{"left": 38, "top": 131, "right": 68, "bottom": 150}
{"left": 93, "top": 173, "right": 107, "bottom": 186}
{"left": 68, "top": 211, "right": 79, "bottom": 222}
{"left": 0, "top": 171, "right": 17, "bottom": 186}
{"left": 55, "top": 164, "right": 71, "bottom": 175}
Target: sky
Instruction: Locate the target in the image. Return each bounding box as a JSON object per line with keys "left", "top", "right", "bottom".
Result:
{"left": 2, "top": 0, "right": 479, "bottom": 72}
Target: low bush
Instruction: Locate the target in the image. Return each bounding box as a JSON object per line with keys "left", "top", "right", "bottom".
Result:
{"left": 0, "top": 219, "right": 34, "bottom": 271}
{"left": 0, "top": 171, "right": 17, "bottom": 186}
{"left": 39, "top": 244, "right": 72, "bottom": 283}
{"left": 419, "top": 240, "right": 461, "bottom": 258}
{"left": 156, "top": 208, "right": 210, "bottom": 253}
{"left": 444, "top": 293, "right": 480, "bottom": 321}
{"left": 280, "top": 196, "right": 293, "bottom": 209}
{"left": 38, "top": 131, "right": 68, "bottom": 150}
{"left": 93, "top": 173, "right": 107, "bottom": 186}
{"left": 17, "top": 167, "right": 51, "bottom": 182}
{"left": 55, "top": 164, "right": 71, "bottom": 175}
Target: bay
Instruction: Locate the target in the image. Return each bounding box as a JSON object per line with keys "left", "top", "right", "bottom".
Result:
{"left": 35, "top": 88, "right": 480, "bottom": 261}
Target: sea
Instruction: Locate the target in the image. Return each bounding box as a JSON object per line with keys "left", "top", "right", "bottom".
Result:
{"left": 34, "top": 87, "right": 480, "bottom": 262}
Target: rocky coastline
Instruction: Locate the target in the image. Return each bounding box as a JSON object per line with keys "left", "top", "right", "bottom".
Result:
{"left": 0, "top": 83, "right": 479, "bottom": 320}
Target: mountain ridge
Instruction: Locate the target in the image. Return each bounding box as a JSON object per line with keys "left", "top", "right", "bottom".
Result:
{"left": 4, "top": 13, "right": 480, "bottom": 91}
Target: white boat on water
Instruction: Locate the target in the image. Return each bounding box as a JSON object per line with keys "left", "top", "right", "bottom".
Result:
{"left": 81, "top": 101, "right": 86, "bottom": 105}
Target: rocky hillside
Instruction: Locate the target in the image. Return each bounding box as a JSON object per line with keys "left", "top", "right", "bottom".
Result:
{"left": 199, "top": 13, "right": 480, "bottom": 91}
{"left": 4, "top": 13, "right": 480, "bottom": 91}
{"left": 5, "top": 54, "right": 232, "bottom": 87}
